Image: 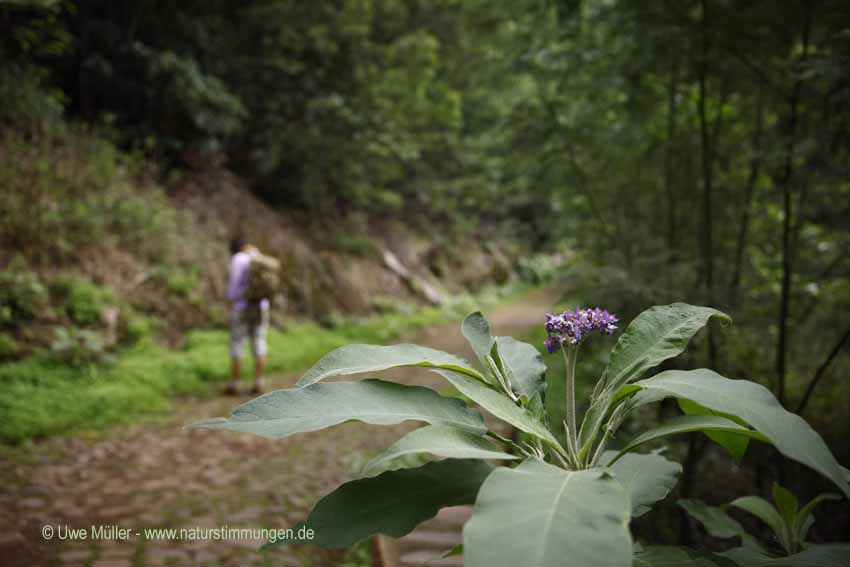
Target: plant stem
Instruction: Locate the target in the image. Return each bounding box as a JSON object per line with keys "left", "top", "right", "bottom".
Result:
{"left": 590, "top": 429, "right": 614, "bottom": 467}
{"left": 562, "top": 343, "right": 580, "bottom": 463}
{"left": 486, "top": 355, "right": 518, "bottom": 402}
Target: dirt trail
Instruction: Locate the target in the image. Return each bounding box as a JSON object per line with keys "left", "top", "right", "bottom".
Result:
{"left": 0, "top": 288, "right": 558, "bottom": 567}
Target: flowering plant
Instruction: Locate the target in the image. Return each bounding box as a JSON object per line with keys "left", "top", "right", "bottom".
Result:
{"left": 193, "top": 303, "right": 849, "bottom": 566}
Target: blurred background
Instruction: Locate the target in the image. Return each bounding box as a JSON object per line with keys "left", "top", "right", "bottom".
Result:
{"left": 1, "top": 0, "right": 849, "bottom": 565}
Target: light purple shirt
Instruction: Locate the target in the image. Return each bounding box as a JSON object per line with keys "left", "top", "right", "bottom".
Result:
{"left": 227, "top": 251, "right": 269, "bottom": 313}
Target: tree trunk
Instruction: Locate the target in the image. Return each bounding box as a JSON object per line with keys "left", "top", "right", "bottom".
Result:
{"left": 697, "top": 0, "right": 717, "bottom": 368}
{"left": 776, "top": 0, "right": 813, "bottom": 406}
{"left": 664, "top": 58, "right": 680, "bottom": 297}
{"left": 729, "top": 87, "right": 765, "bottom": 305}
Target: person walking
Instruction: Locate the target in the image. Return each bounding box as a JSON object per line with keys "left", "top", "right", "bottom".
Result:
{"left": 225, "top": 237, "right": 269, "bottom": 395}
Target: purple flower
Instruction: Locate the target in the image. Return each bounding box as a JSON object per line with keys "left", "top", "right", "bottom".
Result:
{"left": 544, "top": 307, "right": 618, "bottom": 352}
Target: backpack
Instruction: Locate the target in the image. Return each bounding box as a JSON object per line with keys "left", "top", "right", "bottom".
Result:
{"left": 246, "top": 250, "right": 281, "bottom": 304}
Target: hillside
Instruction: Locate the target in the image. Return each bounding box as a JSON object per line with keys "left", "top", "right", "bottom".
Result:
{"left": 0, "top": 125, "right": 528, "bottom": 363}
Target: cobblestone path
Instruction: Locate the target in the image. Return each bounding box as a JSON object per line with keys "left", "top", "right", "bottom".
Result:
{"left": 0, "top": 288, "right": 557, "bottom": 567}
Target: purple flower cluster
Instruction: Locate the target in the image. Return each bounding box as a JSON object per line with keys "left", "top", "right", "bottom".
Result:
{"left": 544, "top": 307, "right": 619, "bottom": 353}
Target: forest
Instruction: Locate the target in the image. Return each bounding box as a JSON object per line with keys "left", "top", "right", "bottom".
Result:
{"left": 1, "top": 1, "right": 849, "bottom": 566}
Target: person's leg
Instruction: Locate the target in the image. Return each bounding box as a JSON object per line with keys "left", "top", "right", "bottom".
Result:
{"left": 253, "top": 356, "right": 266, "bottom": 392}
{"left": 226, "top": 357, "right": 241, "bottom": 394}
{"left": 250, "top": 309, "right": 269, "bottom": 394}
{"left": 226, "top": 310, "right": 246, "bottom": 394}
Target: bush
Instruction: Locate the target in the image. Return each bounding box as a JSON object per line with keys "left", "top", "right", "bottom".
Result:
{"left": 51, "top": 274, "right": 114, "bottom": 326}
{"left": 0, "top": 62, "right": 67, "bottom": 130}
{"left": 49, "top": 326, "right": 110, "bottom": 367}
{"left": 334, "top": 234, "right": 379, "bottom": 258}
{"left": 0, "top": 127, "right": 189, "bottom": 266}
{"left": 121, "top": 313, "right": 155, "bottom": 345}
{"left": 0, "top": 256, "right": 49, "bottom": 327}
{"left": 160, "top": 267, "right": 200, "bottom": 299}
{"left": 516, "top": 253, "right": 563, "bottom": 285}
{"left": 0, "top": 333, "right": 18, "bottom": 360}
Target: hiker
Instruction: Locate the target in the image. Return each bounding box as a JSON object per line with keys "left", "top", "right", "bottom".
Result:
{"left": 225, "top": 237, "right": 271, "bottom": 395}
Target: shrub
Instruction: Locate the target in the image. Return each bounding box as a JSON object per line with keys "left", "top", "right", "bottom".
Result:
{"left": 161, "top": 267, "right": 200, "bottom": 299}
{"left": 0, "top": 62, "right": 67, "bottom": 130}
{"left": 52, "top": 274, "right": 114, "bottom": 326}
{"left": 0, "top": 256, "right": 49, "bottom": 327}
{"left": 335, "top": 235, "right": 379, "bottom": 258}
{"left": 0, "top": 127, "right": 191, "bottom": 267}
{"left": 49, "top": 326, "right": 110, "bottom": 367}
{"left": 0, "top": 333, "right": 18, "bottom": 360}
{"left": 122, "top": 314, "right": 154, "bottom": 345}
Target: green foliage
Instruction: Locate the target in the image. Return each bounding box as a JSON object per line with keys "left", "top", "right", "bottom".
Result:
{"left": 624, "top": 369, "right": 850, "bottom": 501}
{"left": 121, "top": 313, "right": 154, "bottom": 345}
{"left": 158, "top": 267, "right": 201, "bottom": 300}
{"left": 463, "top": 460, "right": 632, "bottom": 567}
{"left": 603, "top": 451, "right": 682, "bottom": 518}
{"left": 361, "top": 424, "right": 517, "bottom": 478}
{"left": 49, "top": 326, "right": 110, "bottom": 367}
{"left": 0, "top": 333, "right": 19, "bottom": 360}
{"left": 681, "top": 483, "right": 843, "bottom": 557}
{"left": 139, "top": 46, "right": 246, "bottom": 150}
{"left": 190, "top": 379, "right": 487, "bottom": 438}
{"left": 581, "top": 304, "right": 731, "bottom": 460}
{"left": 0, "top": 127, "right": 186, "bottom": 266}
{"left": 269, "top": 459, "right": 494, "bottom": 549}
{"left": 51, "top": 274, "right": 114, "bottom": 325}
{"left": 516, "top": 254, "right": 563, "bottom": 285}
{"left": 0, "top": 257, "right": 49, "bottom": 326}
{"left": 0, "top": 62, "right": 66, "bottom": 129}
{"left": 0, "top": 300, "right": 472, "bottom": 443}
{"left": 196, "top": 304, "right": 849, "bottom": 566}
{"left": 609, "top": 415, "right": 767, "bottom": 462}
{"left": 338, "top": 540, "right": 373, "bottom": 567}
{"left": 334, "top": 235, "right": 380, "bottom": 259}
{"left": 603, "top": 304, "right": 731, "bottom": 394}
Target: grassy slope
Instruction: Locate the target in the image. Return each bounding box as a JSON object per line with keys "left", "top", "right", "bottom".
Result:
{"left": 0, "top": 288, "right": 531, "bottom": 444}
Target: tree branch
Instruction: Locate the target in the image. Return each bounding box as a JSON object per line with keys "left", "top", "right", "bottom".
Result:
{"left": 796, "top": 322, "right": 850, "bottom": 416}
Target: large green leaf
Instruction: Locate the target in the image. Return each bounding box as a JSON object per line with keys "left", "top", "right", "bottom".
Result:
{"left": 463, "top": 459, "right": 632, "bottom": 567}
{"left": 361, "top": 424, "right": 517, "bottom": 477}
{"left": 433, "top": 368, "right": 561, "bottom": 447}
{"left": 462, "top": 311, "right": 494, "bottom": 365}
{"left": 601, "top": 450, "right": 682, "bottom": 517}
{"left": 631, "top": 370, "right": 850, "bottom": 500}
{"left": 296, "top": 343, "right": 485, "bottom": 387}
{"left": 729, "top": 496, "right": 788, "bottom": 551}
{"left": 269, "top": 459, "right": 494, "bottom": 548}
{"left": 611, "top": 415, "right": 769, "bottom": 460}
{"left": 678, "top": 500, "right": 765, "bottom": 552}
{"left": 460, "top": 313, "right": 546, "bottom": 401}
{"left": 494, "top": 336, "right": 546, "bottom": 401}
{"left": 771, "top": 483, "right": 798, "bottom": 536}
{"left": 679, "top": 399, "right": 752, "bottom": 463}
{"left": 188, "top": 379, "right": 486, "bottom": 438}
{"left": 634, "top": 546, "right": 737, "bottom": 567}
{"left": 604, "top": 304, "right": 730, "bottom": 392}
{"left": 793, "top": 493, "right": 841, "bottom": 542}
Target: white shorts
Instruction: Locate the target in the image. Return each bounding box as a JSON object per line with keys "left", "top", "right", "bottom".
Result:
{"left": 230, "top": 307, "right": 269, "bottom": 359}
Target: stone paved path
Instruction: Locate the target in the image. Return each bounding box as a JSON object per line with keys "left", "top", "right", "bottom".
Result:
{"left": 0, "top": 288, "right": 557, "bottom": 567}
